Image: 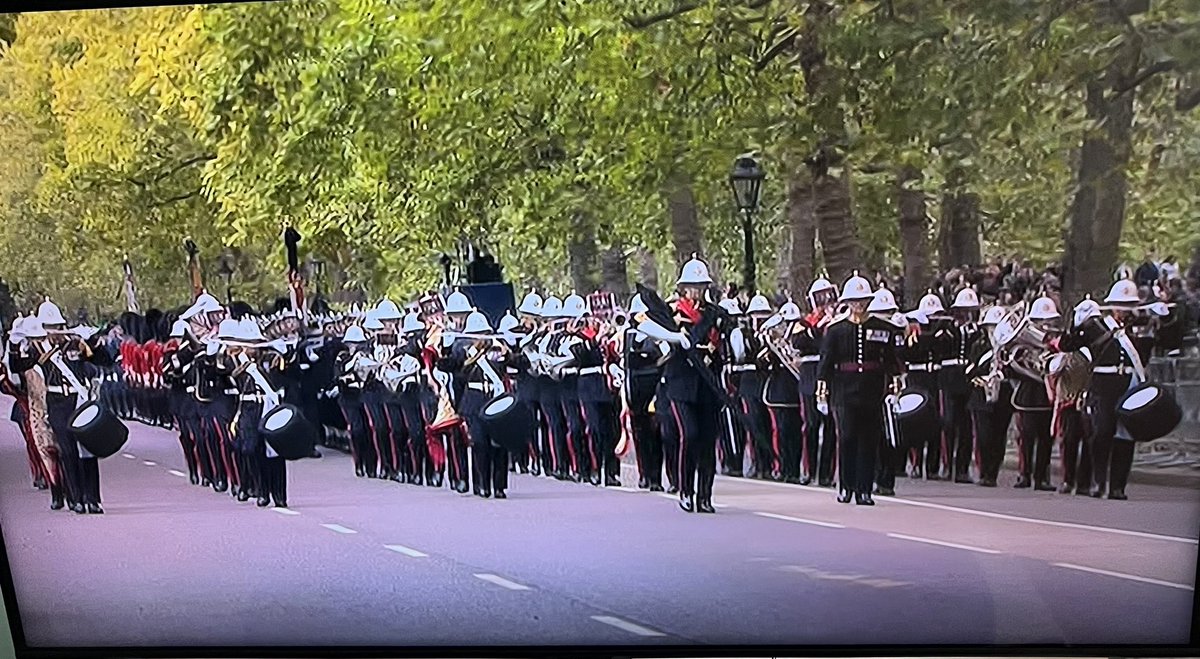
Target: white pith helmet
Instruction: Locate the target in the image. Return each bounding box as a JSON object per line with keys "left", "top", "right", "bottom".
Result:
{"left": 745, "top": 294, "right": 772, "bottom": 315}
{"left": 628, "top": 294, "right": 649, "bottom": 315}
{"left": 541, "top": 297, "right": 564, "bottom": 318}
{"left": 838, "top": 272, "right": 873, "bottom": 302}
{"left": 464, "top": 311, "right": 492, "bottom": 334}
{"left": 868, "top": 288, "right": 899, "bottom": 314}
{"left": 444, "top": 290, "right": 473, "bottom": 315}
{"left": 981, "top": 306, "right": 1007, "bottom": 326}
{"left": 676, "top": 255, "right": 713, "bottom": 286}
{"left": 401, "top": 311, "right": 425, "bottom": 334}
{"left": 951, "top": 287, "right": 980, "bottom": 309}
{"left": 918, "top": 292, "right": 945, "bottom": 315}
{"left": 342, "top": 325, "right": 367, "bottom": 343}
{"left": 1104, "top": 279, "right": 1139, "bottom": 305}
{"left": 375, "top": 299, "right": 403, "bottom": 321}
{"left": 518, "top": 291, "right": 543, "bottom": 316}
{"left": 1028, "top": 296, "right": 1060, "bottom": 321}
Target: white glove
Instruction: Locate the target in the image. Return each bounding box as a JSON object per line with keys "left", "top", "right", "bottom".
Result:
{"left": 205, "top": 340, "right": 220, "bottom": 356}
{"left": 678, "top": 332, "right": 691, "bottom": 350}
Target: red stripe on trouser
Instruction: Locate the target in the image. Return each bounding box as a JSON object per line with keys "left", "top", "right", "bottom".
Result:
{"left": 798, "top": 398, "right": 811, "bottom": 476}
{"left": 669, "top": 401, "right": 687, "bottom": 494}
{"left": 560, "top": 402, "right": 578, "bottom": 473}
{"left": 212, "top": 418, "right": 239, "bottom": 487}
{"left": 938, "top": 392, "right": 948, "bottom": 473}
{"left": 766, "top": 408, "right": 782, "bottom": 474}
{"left": 363, "top": 404, "right": 384, "bottom": 472}
{"left": 579, "top": 404, "right": 598, "bottom": 474}
{"left": 543, "top": 407, "right": 558, "bottom": 469}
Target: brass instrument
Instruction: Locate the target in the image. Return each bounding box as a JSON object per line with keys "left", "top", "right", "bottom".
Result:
{"left": 761, "top": 316, "right": 805, "bottom": 380}
{"left": 423, "top": 323, "right": 460, "bottom": 429}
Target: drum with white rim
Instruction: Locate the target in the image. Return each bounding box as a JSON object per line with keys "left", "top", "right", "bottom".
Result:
{"left": 479, "top": 393, "right": 535, "bottom": 453}
{"left": 258, "top": 403, "right": 319, "bottom": 460}
{"left": 1116, "top": 383, "right": 1181, "bottom": 443}
{"left": 69, "top": 401, "right": 129, "bottom": 459}
{"left": 893, "top": 388, "right": 938, "bottom": 450}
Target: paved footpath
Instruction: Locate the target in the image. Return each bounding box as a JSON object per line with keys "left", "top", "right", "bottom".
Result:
{"left": 0, "top": 398, "right": 1195, "bottom": 649}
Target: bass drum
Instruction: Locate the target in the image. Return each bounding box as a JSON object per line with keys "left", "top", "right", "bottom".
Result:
{"left": 480, "top": 393, "right": 535, "bottom": 453}
{"left": 69, "top": 401, "right": 129, "bottom": 459}
{"left": 258, "top": 403, "right": 319, "bottom": 460}
{"left": 1116, "top": 383, "right": 1182, "bottom": 443}
{"left": 894, "top": 388, "right": 938, "bottom": 450}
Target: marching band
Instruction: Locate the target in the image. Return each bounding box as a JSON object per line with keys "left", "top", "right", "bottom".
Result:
{"left": 0, "top": 247, "right": 1184, "bottom": 516}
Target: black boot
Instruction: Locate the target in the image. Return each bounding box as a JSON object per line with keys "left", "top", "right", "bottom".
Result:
{"left": 1014, "top": 475, "right": 1032, "bottom": 488}
{"left": 237, "top": 490, "right": 250, "bottom": 502}
{"left": 494, "top": 490, "right": 507, "bottom": 499}
{"left": 87, "top": 503, "right": 103, "bottom": 514}
{"left": 72, "top": 503, "right": 86, "bottom": 515}
{"left": 214, "top": 479, "right": 228, "bottom": 493}
{"left": 1035, "top": 480, "right": 1055, "bottom": 492}
{"left": 637, "top": 477, "right": 649, "bottom": 489}
{"left": 605, "top": 475, "right": 621, "bottom": 487}
{"left": 837, "top": 490, "right": 853, "bottom": 504}
{"left": 529, "top": 463, "right": 541, "bottom": 477}
{"left": 50, "top": 486, "right": 64, "bottom": 511}
{"left": 678, "top": 494, "right": 695, "bottom": 513}
{"left": 1107, "top": 489, "right": 1127, "bottom": 500}
{"left": 855, "top": 491, "right": 875, "bottom": 506}
{"left": 649, "top": 482, "right": 665, "bottom": 492}
{"left": 696, "top": 499, "right": 716, "bottom": 514}
{"left": 256, "top": 496, "right": 270, "bottom": 507}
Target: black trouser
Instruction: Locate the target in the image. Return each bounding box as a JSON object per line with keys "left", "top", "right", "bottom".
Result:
{"left": 561, "top": 394, "right": 587, "bottom": 477}
{"left": 170, "top": 393, "right": 201, "bottom": 481}
{"left": 737, "top": 395, "right": 772, "bottom": 478}
{"left": 397, "top": 390, "right": 428, "bottom": 481}
{"left": 260, "top": 456, "right": 287, "bottom": 504}
{"left": 768, "top": 406, "right": 802, "bottom": 480}
{"left": 235, "top": 403, "right": 265, "bottom": 498}
{"left": 521, "top": 399, "right": 544, "bottom": 473}
{"left": 800, "top": 393, "right": 837, "bottom": 484}
{"left": 875, "top": 430, "right": 903, "bottom": 492}
{"left": 717, "top": 400, "right": 746, "bottom": 476}
{"left": 630, "top": 377, "right": 663, "bottom": 486}
{"left": 666, "top": 389, "right": 720, "bottom": 502}
{"left": 363, "top": 396, "right": 391, "bottom": 478}
{"left": 972, "top": 402, "right": 1013, "bottom": 481}
{"left": 339, "top": 396, "right": 375, "bottom": 476}
{"left": 539, "top": 396, "right": 569, "bottom": 476}
{"left": 582, "top": 399, "right": 619, "bottom": 480}
{"left": 941, "top": 389, "right": 972, "bottom": 477}
{"left": 1058, "top": 406, "right": 1092, "bottom": 491}
{"left": 1016, "top": 410, "right": 1053, "bottom": 484}
{"left": 656, "top": 400, "right": 680, "bottom": 490}
{"left": 1086, "top": 373, "right": 1135, "bottom": 495}
{"left": 465, "top": 399, "right": 509, "bottom": 495}
{"left": 832, "top": 399, "right": 883, "bottom": 495}
{"left": 46, "top": 394, "right": 86, "bottom": 506}
{"left": 906, "top": 372, "right": 941, "bottom": 474}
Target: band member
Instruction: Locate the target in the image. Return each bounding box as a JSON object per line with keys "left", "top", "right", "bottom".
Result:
{"left": 513, "top": 292, "right": 545, "bottom": 475}
{"left": 1008, "top": 297, "right": 1058, "bottom": 491}
{"left": 759, "top": 301, "right": 803, "bottom": 482}
{"left": 868, "top": 287, "right": 907, "bottom": 496}
{"left": 1054, "top": 298, "right": 1098, "bottom": 494}
{"left": 904, "top": 292, "right": 949, "bottom": 479}
{"left": 626, "top": 294, "right": 667, "bottom": 491}
{"left": 798, "top": 279, "right": 838, "bottom": 487}
{"left": 438, "top": 311, "right": 510, "bottom": 498}
{"left": 335, "top": 324, "right": 378, "bottom": 478}
{"left": 940, "top": 287, "right": 983, "bottom": 483}
{"left": 361, "top": 311, "right": 396, "bottom": 480}
{"left": 817, "top": 275, "right": 903, "bottom": 506}
{"left": 1060, "top": 278, "right": 1147, "bottom": 500}
{"left": 35, "top": 299, "right": 113, "bottom": 514}
{"left": 225, "top": 319, "right": 290, "bottom": 508}
{"left": 558, "top": 294, "right": 591, "bottom": 483}
{"left": 716, "top": 297, "right": 747, "bottom": 477}
{"left": 637, "top": 256, "right": 727, "bottom": 514}
{"left": 163, "top": 320, "right": 204, "bottom": 485}
{"left": 965, "top": 305, "right": 1013, "bottom": 487}
{"left": 397, "top": 311, "right": 433, "bottom": 485}
{"left": 1, "top": 317, "right": 50, "bottom": 493}
{"left": 732, "top": 295, "right": 773, "bottom": 480}
{"left": 534, "top": 297, "right": 572, "bottom": 481}
{"left": 5, "top": 318, "right": 64, "bottom": 509}
{"left": 574, "top": 306, "right": 621, "bottom": 487}
{"left": 373, "top": 300, "right": 408, "bottom": 482}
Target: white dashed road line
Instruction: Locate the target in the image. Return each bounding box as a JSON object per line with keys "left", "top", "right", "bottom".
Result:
{"left": 754, "top": 511, "right": 845, "bottom": 529}
{"left": 121, "top": 453, "right": 136, "bottom": 459}
{"left": 271, "top": 508, "right": 300, "bottom": 516}
{"left": 383, "top": 544, "right": 428, "bottom": 558}
{"left": 1053, "top": 563, "right": 1194, "bottom": 591}
{"left": 590, "top": 615, "right": 667, "bottom": 637}
{"left": 167, "top": 470, "right": 187, "bottom": 478}
{"left": 886, "top": 533, "right": 1002, "bottom": 555}
{"left": 321, "top": 524, "right": 357, "bottom": 534}
{"left": 473, "top": 574, "right": 530, "bottom": 591}
{"left": 142, "top": 461, "right": 156, "bottom": 466}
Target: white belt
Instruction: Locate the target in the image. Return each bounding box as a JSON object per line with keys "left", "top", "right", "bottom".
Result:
{"left": 799, "top": 355, "right": 820, "bottom": 363}
{"left": 506, "top": 368, "right": 519, "bottom": 375}
{"left": 1093, "top": 365, "right": 1134, "bottom": 375}
{"left": 941, "top": 359, "right": 967, "bottom": 367}
{"left": 579, "top": 366, "right": 603, "bottom": 375}
{"left": 345, "top": 383, "right": 363, "bottom": 389}
{"left": 467, "top": 382, "right": 491, "bottom": 392}
{"left": 562, "top": 367, "right": 579, "bottom": 375}
{"left": 185, "top": 386, "right": 196, "bottom": 393}
{"left": 729, "top": 364, "right": 757, "bottom": 373}
{"left": 224, "top": 388, "right": 238, "bottom": 396}
{"left": 240, "top": 394, "right": 264, "bottom": 402}
{"left": 299, "top": 364, "right": 311, "bottom": 370}
{"left": 908, "top": 364, "right": 939, "bottom": 372}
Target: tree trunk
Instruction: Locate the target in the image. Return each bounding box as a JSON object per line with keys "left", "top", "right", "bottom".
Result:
{"left": 665, "top": 173, "right": 704, "bottom": 267}
{"left": 896, "top": 165, "right": 930, "bottom": 307}
{"left": 635, "top": 247, "right": 659, "bottom": 292}
{"left": 937, "top": 166, "right": 982, "bottom": 272}
{"left": 780, "top": 168, "right": 816, "bottom": 299}
{"left": 567, "top": 211, "right": 598, "bottom": 294}
{"left": 599, "top": 245, "right": 629, "bottom": 299}
{"left": 813, "top": 159, "right": 859, "bottom": 284}
{"left": 1062, "top": 54, "right": 1137, "bottom": 306}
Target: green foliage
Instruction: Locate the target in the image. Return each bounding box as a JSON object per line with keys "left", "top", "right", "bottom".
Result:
{"left": 0, "top": 0, "right": 1197, "bottom": 317}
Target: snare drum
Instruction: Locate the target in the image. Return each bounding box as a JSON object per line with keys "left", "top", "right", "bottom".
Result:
{"left": 894, "top": 388, "right": 937, "bottom": 450}
{"left": 1116, "top": 383, "right": 1182, "bottom": 443}
{"left": 480, "top": 393, "right": 535, "bottom": 453}
{"left": 258, "top": 403, "right": 319, "bottom": 460}
{"left": 69, "top": 401, "right": 129, "bottom": 459}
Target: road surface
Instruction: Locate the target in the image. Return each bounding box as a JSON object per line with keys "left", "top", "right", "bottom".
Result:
{"left": 0, "top": 398, "right": 1195, "bottom": 649}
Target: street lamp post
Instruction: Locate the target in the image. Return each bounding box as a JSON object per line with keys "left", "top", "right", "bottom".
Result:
{"left": 310, "top": 258, "right": 326, "bottom": 299}
{"left": 729, "top": 154, "right": 766, "bottom": 295}
{"left": 217, "top": 255, "right": 235, "bottom": 305}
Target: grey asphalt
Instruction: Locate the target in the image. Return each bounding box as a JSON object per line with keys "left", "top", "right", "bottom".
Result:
{"left": 0, "top": 398, "right": 1195, "bottom": 649}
